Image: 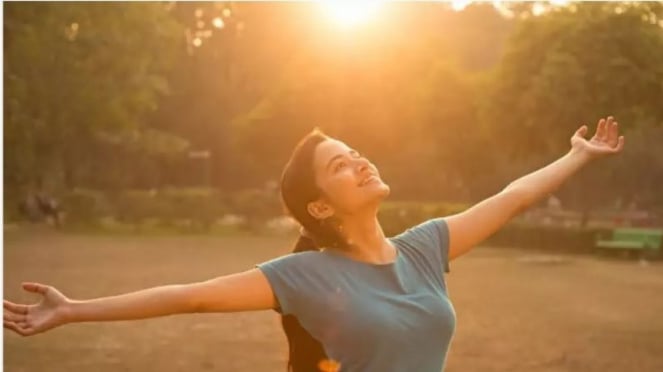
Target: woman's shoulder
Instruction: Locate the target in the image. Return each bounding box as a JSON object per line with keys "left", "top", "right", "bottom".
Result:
{"left": 390, "top": 217, "right": 451, "bottom": 273}
{"left": 391, "top": 217, "right": 448, "bottom": 246}
{"left": 258, "top": 249, "right": 334, "bottom": 272}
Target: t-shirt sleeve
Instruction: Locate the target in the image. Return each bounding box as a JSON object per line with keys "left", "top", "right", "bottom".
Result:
{"left": 394, "top": 217, "right": 451, "bottom": 273}
{"left": 256, "top": 254, "right": 306, "bottom": 316}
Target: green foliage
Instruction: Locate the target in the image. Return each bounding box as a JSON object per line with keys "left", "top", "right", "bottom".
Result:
{"left": 110, "top": 188, "right": 228, "bottom": 231}
{"left": 4, "top": 2, "right": 184, "bottom": 192}
{"left": 113, "top": 190, "right": 165, "bottom": 226}
{"left": 4, "top": 2, "right": 663, "bottom": 217}
{"left": 58, "top": 188, "right": 272, "bottom": 232}
{"left": 483, "top": 2, "right": 663, "bottom": 155}
{"left": 227, "top": 188, "right": 283, "bottom": 231}
{"left": 62, "top": 189, "right": 112, "bottom": 225}
{"left": 159, "top": 188, "right": 227, "bottom": 230}
{"left": 379, "top": 201, "right": 469, "bottom": 236}
{"left": 481, "top": 1, "right": 663, "bottom": 211}
{"left": 484, "top": 222, "right": 611, "bottom": 253}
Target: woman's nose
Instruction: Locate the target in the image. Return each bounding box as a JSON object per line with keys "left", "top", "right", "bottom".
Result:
{"left": 356, "top": 157, "right": 370, "bottom": 173}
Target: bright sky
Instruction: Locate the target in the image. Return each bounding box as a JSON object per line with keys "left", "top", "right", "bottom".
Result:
{"left": 317, "top": 0, "right": 573, "bottom": 28}
{"left": 318, "top": 0, "right": 383, "bottom": 29}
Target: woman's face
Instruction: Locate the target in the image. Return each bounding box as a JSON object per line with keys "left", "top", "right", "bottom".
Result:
{"left": 311, "top": 139, "right": 390, "bottom": 218}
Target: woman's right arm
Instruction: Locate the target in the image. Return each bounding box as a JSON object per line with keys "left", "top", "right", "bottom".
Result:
{"left": 4, "top": 268, "right": 277, "bottom": 336}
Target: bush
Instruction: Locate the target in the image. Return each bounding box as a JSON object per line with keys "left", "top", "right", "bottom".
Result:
{"left": 227, "top": 188, "right": 283, "bottom": 231}
{"left": 379, "top": 202, "right": 606, "bottom": 255}
{"left": 62, "top": 188, "right": 113, "bottom": 225}
{"left": 379, "top": 201, "right": 469, "bottom": 236}
{"left": 113, "top": 190, "right": 166, "bottom": 227}
{"left": 483, "top": 222, "right": 611, "bottom": 253}
{"left": 159, "top": 187, "right": 227, "bottom": 231}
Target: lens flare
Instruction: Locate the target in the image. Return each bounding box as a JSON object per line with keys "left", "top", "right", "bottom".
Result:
{"left": 319, "top": 0, "right": 382, "bottom": 29}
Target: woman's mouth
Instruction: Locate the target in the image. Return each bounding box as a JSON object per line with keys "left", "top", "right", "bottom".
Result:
{"left": 359, "top": 175, "right": 379, "bottom": 187}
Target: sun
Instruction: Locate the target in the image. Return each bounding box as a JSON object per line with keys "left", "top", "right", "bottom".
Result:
{"left": 319, "top": 0, "right": 383, "bottom": 29}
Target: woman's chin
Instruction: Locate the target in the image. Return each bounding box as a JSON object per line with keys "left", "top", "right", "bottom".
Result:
{"left": 370, "top": 182, "right": 391, "bottom": 200}
{"left": 355, "top": 181, "right": 390, "bottom": 206}
{"left": 379, "top": 183, "right": 391, "bottom": 196}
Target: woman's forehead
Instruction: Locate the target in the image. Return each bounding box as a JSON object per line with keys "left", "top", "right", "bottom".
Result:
{"left": 314, "top": 139, "right": 352, "bottom": 169}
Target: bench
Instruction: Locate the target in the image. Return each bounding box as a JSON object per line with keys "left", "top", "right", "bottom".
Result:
{"left": 596, "top": 228, "right": 663, "bottom": 259}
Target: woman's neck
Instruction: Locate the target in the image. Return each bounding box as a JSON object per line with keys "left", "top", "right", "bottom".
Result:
{"left": 336, "top": 214, "right": 396, "bottom": 264}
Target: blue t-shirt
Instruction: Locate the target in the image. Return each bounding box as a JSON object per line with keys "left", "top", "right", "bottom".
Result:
{"left": 257, "top": 217, "right": 455, "bottom": 372}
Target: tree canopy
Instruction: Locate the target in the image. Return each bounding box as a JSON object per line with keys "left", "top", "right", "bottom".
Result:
{"left": 5, "top": 1, "right": 663, "bottom": 213}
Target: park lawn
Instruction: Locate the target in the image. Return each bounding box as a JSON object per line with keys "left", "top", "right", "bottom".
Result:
{"left": 4, "top": 229, "right": 663, "bottom": 372}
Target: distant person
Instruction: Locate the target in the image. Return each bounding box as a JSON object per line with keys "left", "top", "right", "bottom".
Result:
{"left": 18, "top": 191, "right": 62, "bottom": 227}
{"left": 4, "top": 117, "right": 625, "bottom": 372}
{"left": 37, "top": 192, "right": 63, "bottom": 227}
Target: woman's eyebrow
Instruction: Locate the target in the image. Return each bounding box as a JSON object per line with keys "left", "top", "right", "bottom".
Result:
{"left": 325, "top": 150, "right": 358, "bottom": 171}
{"left": 326, "top": 154, "right": 345, "bottom": 171}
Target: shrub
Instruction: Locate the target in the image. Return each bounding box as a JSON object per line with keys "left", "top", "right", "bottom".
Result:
{"left": 159, "top": 187, "right": 226, "bottom": 231}
{"left": 113, "top": 190, "right": 165, "bottom": 226}
{"left": 379, "top": 201, "right": 469, "bottom": 236}
{"left": 62, "top": 188, "right": 112, "bottom": 225}
{"left": 227, "top": 188, "right": 283, "bottom": 231}
{"left": 483, "top": 222, "right": 611, "bottom": 253}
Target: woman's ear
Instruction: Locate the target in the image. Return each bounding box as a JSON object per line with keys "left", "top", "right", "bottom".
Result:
{"left": 307, "top": 200, "right": 334, "bottom": 220}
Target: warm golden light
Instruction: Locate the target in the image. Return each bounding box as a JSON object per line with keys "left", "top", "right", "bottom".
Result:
{"left": 213, "top": 17, "right": 225, "bottom": 29}
{"left": 532, "top": 3, "right": 547, "bottom": 16}
{"left": 319, "top": 0, "right": 382, "bottom": 29}
{"left": 451, "top": 0, "right": 471, "bottom": 12}
{"left": 550, "top": 0, "right": 569, "bottom": 6}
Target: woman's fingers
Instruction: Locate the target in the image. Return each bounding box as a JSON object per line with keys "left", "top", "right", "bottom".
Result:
{"left": 574, "top": 125, "right": 588, "bottom": 138}
{"left": 595, "top": 118, "right": 606, "bottom": 141}
{"left": 608, "top": 120, "right": 619, "bottom": 145}
{"left": 3, "top": 320, "right": 32, "bottom": 336}
{"left": 4, "top": 310, "right": 26, "bottom": 323}
{"left": 22, "top": 282, "right": 50, "bottom": 296}
{"left": 612, "top": 136, "right": 625, "bottom": 153}
{"left": 4, "top": 300, "right": 29, "bottom": 315}
{"left": 604, "top": 117, "right": 614, "bottom": 141}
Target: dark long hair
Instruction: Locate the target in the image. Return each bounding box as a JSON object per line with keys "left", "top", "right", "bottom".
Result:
{"left": 279, "top": 128, "right": 348, "bottom": 372}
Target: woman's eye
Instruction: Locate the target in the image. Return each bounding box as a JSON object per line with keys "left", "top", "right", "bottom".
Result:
{"left": 335, "top": 162, "right": 346, "bottom": 171}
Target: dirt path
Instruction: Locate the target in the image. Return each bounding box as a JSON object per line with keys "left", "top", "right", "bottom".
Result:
{"left": 4, "top": 230, "right": 663, "bottom": 371}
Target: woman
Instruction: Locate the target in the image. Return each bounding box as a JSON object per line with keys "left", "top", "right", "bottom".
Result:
{"left": 4, "top": 117, "right": 624, "bottom": 372}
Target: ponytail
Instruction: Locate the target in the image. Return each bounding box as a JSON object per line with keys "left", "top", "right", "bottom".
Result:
{"left": 278, "top": 129, "right": 348, "bottom": 371}
{"left": 281, "top": 234, "right": 328, "bottom": 372}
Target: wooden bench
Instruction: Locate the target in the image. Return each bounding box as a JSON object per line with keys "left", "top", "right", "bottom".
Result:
{"left": 596, "top": 228, "right": 663, "bottom": 259}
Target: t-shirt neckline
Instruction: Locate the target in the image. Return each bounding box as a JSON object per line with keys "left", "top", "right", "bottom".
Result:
{"left": 321, "top": 237, "right": 401, "bottom": 268}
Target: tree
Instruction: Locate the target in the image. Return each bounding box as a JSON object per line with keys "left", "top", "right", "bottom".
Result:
{"left": 480, "top": 2, "right": 663, "bottom": 212}
{"left": 4, "top": 3, "right": 184, "bottom": 195}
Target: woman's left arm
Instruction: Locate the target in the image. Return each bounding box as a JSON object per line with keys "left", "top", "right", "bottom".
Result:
{"left": 445, "top": 116, "right": 625, "bottom": 261}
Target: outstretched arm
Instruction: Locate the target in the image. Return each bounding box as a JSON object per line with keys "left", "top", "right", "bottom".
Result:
{"left": 4, "top": 268, "right": 276, "bottom": 336}
{"left": 445, "top": 116, "right": 625, "bottom": 261}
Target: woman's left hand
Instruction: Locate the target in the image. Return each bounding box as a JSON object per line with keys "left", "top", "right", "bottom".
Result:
{"left": 570, "top": 116, "right": 625, "bottom": 160}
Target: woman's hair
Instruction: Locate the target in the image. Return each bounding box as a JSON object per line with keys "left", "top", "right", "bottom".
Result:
{"left": 279, "top": 128, "right": 348, "bottom": 371}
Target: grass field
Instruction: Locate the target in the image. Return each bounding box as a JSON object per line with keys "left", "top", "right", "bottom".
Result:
{"left": 4, "top": 227, "right": 663, "bottom": 372}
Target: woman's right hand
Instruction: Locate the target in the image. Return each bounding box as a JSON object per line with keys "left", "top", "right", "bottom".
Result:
{"left": 4, "top": 282, "right": 71, "bottom": 336}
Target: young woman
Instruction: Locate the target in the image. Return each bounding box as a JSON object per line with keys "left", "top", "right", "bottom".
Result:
{"left": 4, "top": 117, "right": 624, "bottom": 372}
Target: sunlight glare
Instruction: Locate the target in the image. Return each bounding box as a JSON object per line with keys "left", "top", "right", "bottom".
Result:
{"left": 492, "top": 1, "right": 515, "bottom": 18}
{"left": 213, "top": 17, "right": 225, "bottom": 29}
{"left": 549, "top": 0, "right": 569, "bottom": 6}
{"left": 319, "top": 0, "right": 382, "bottom": 29}
{"left": 451, "top": 0, "right": 472, "bottom": 12}
{"left": 532, "top": 3, "right": 547, "bottom": 16}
